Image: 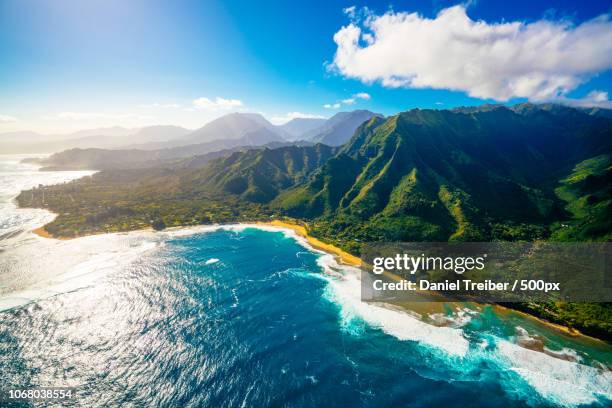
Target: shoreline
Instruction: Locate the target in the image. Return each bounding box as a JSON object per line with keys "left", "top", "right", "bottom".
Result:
{"left": 255, "top": 220, "right": 362, "bottom": 267}
{"left": 29, "top": 219, "right": 606, "bottom": 343}
{"left": 32, "top": 226, "right": 54, "bottom": 239}
{"left": 32, "top": 226, "right": 73, "bottom": 240}
{"left": 30, "top": 219, "right": 361, "bottom": 269}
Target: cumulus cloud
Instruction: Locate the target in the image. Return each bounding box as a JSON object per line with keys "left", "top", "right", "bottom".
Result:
{"left": 324, "top": 103, "right": 342, "bottom": 109}
{"left": 325, "top": 92, "right": 371, "bottom": 109}
{"left": 0, "top": 114, "right": 18, "bottom": 123}
{"left": 270, "top": 111, "right": 326, "bottom": 125}
{"left": 556, "top": 90, "right": 612, "bottom": 109}
{"left": 331, "top": 5, "right": 612, "bottom": 101}
{"left": 343, "top": 6, "right": 357, "bottom": 18}
{"left": 193, "top": 97, "right": 243, "bottom": 110}
{"left": 353, "top": 92, "right": 371, "bottom": 100}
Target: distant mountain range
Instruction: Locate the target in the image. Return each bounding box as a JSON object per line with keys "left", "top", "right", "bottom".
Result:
{"left": 0, "top": 125, "right": 190, "bottom": 154}
{"left": 278, "top": 118, "right": 327, "bottom": 140}
{"left": 22, "top": 110, "right": 381, "bottom": 169}
{"left": 3, "top": 109, "right": 378, "bottom": 155}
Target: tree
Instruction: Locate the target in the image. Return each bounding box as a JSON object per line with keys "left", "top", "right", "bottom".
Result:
{"left": 152, "top": 218, "right": 166, "bottom": 231}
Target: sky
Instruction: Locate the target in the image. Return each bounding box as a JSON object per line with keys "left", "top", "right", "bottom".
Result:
{"left": 0, "top": 0, "right": 611, "bottom": 134}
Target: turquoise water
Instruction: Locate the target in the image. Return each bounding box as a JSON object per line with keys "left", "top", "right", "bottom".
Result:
{"left": 1, "top": 227, "right": 610, "bottom": 407}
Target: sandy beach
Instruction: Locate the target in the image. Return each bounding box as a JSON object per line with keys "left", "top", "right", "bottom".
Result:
{"left": 256, "top": 220, "right": 362, "bottom": 267}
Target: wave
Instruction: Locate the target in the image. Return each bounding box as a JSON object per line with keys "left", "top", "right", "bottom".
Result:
{"left": 497, "top": 339, "right": 612, "bottom": 406}
{"left": 0, "top": 236, "right": 160, "bottom": 312}
{"left": 315, "top": 253, "right": 471, "bottom": 357}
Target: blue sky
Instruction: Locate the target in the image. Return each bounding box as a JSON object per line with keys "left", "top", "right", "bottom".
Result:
{"left": 0, "top": 0, "right": 611, "bottom": 133}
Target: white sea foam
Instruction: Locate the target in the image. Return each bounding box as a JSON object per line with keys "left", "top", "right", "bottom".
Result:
{"left": 315, "top": 253, "right": 470, "bottom": 357}
{"left": 543, "top": 346, "right": 582, "bottom": 363}
{"left": 497, "top": 339, "right": 612, "bottom": 406}
{"left": 0, "top": 235, "right": 160, "bottom": 312}
{"left": 428, "top": 308, "right": 475, "bottom": 328}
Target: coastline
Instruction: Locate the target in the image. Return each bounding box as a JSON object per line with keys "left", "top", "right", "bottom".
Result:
{"left": 30, "top": 218, "right": 362, "bottom": 269}
{"left": 492, "top": 305, "right": 593, "bottom": 340}
{"left": 32, "top": 226, "right": 54, "bottom": 239}
{"left": 32, "top": 226, "right": 71, "bottom": 240}
{"left": 28, "top": 218, "right": 606, "bottom": 343}
{"left": 30, "top": 218, "right": 362, "bottom": 271}
{"left": 255, "top": 220, "right": 362, "bottom": 267}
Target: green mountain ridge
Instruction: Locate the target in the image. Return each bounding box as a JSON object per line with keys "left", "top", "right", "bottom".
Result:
{"left": 270, "top": 106, "right": 611, "bottom": 245}
{"left": 180, "top": 144, "right": 336, "bottom": 203}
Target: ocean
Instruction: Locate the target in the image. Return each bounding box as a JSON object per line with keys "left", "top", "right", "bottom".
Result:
{"left": 0, "top": 154, "right": 610, "bottom": 407}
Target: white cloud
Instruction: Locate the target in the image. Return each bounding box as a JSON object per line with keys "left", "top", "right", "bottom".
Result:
{"left": 331, "top": 5, "right": 612, "bottom": 101}
{"left": 193, "top": 97, "right": 243, "bottom": 110}
{"left": 324, "top": 103, "right": 342, "bottom": 109}
{"left": 353, "top": 92, "right": 371, "bottom": 100}
{"left": 343, "top": 6, "right": 357, "bottom": 18}
{"left": 270, "top": 111, "right": 326, "bottom": 125}
{"left": 326, "top": 92, "right": 371, "bottom": 109}
{"left": 0, "top": 114, "right": 18, "bottom": 123}
{"left": 555, "top": 90, "right": 612, "bottom": 109}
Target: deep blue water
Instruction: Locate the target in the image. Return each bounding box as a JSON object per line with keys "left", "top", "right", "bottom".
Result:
{"left": 0, "top": 228, "right": 610, "bottom": 407}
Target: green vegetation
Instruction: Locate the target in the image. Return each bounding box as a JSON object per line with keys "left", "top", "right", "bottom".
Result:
{"left": 17, "top": 104, "right": 612, "bottom": 340}
{"left": 508, "top": 302, "right": 612, "bottom": 341}
{"left": 552, "top": 154, "right": 612, "bottom": 241}
{"left": 277, "top": 105, "right": 611, "bottom": 249}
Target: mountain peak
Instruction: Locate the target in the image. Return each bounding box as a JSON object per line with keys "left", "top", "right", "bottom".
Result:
{"left": 304, "top": 109, "right": 382, "bottom": 146}
{"left": 184, "top": 112, "right": 284, "bottom": 145}
{"left": 278, "top": 117, "right": 327, "bottom": 141}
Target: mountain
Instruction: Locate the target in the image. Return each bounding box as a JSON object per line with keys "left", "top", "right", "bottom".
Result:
{"left": 23, "top": 113, "right": 297, "bottom": 168}
{"left": 0, "top": 126, "right": 188, "bottom": 153}
{"left": 28, "top": 105, "right": 611, "bottom": 241}
{"left": 188, "top": 144, "right": 336, "bottom": 203}
{"left": 121, "top": 125, "right": 190, "bottom": 148}
{"left": 183, "top": 113, "right": 287, "bottom": 145}
{"left": 63, "top": 126, "right": 133, "bottom": 139}
{"left": 278, "top": 118, "right": 327, "bottom": 140}
{"left": 580, "top": 106, "right": 612, "bottom": 119}
{"left": 0, "top": 130, "right": 120, "bottom": 154}
{"left": 18, "top": 143, "right": 337, "bottom": 233}
{"left": 29, "top": 132, "right": 305, "bottom": 171}
{"left": 303, "top": 110, "right": 381, "bottom": 146}
{"left": 27, "top": 130, "right": 319, "bottom": 171}
{"left": 4, "top": 110, "right": 380, "bottom": 154}
{"left": 274, "top": 104, "right": 611, "bottom": 243}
